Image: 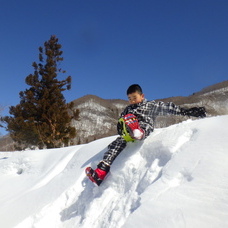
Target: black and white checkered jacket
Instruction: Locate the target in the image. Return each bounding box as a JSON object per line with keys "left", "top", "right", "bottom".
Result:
{"left": 120, "top": 99, "right": 183, "bottom": 137}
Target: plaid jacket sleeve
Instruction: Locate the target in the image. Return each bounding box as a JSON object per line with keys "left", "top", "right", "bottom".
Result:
{"left": 149, "top": 101, "right": 182, "bottom": 116}
{"left": 121, "top": 100, "right": 182, "bottom": 118}
{"left": 119, "top": 100, "right": 182, "bottom": 137}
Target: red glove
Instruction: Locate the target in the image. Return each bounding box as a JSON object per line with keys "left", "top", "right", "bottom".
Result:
{"left": 123, "top": 114, "right": 144, "bottom": 140}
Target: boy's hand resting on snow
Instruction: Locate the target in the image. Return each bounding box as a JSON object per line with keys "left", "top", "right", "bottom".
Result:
{"left": 123, "top": 114, "right": 144, "bottom": 140}
{"left": 181, "top": 107, "right": 206, "bottom": 118}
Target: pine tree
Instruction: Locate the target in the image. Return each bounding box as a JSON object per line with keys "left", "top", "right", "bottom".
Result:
{"left": 0, "top": 105, "right": 4, "bottom": 129}
{"left": 3, "top": 35, "right": 76, "bottom": 150}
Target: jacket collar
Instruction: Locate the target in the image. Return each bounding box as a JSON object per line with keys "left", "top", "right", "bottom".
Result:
{"left": 130, "top": 98, "right": 147, "bottom": 108}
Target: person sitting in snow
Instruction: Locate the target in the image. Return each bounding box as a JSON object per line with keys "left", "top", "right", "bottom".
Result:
{"left": 86, "top": 84, "right": 206, "bottom": 185}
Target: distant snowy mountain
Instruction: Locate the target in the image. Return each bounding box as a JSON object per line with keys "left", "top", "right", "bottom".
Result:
{"left": 71, "top": 80, "right": 228, "bottom": 142}
{"left": 70, "top": 95, "right": 128, "bottom": 144}
{"left": 159, "top": 80, "right": 228, "bottom": 116}
{"left": 0, "top": 81, "right": 228, "bottom": 150}
{"left": 0, "top": 115, "right": 228, "bottom": 228}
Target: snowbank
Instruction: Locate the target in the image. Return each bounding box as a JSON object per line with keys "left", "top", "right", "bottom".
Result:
{"left": 0, "top": 115, "right": 228, "bottom": 228}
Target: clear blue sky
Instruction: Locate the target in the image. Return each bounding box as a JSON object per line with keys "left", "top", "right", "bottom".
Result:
{"left": 0, "top": 0, "right": 228, "bottom": 133}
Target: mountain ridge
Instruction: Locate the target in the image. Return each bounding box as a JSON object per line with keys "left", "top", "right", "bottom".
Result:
{"left": 1, "top": 80, "right": 228, "bottom": 150}
{"left": 70, "top": 80, "right": 228, "bottom": 144}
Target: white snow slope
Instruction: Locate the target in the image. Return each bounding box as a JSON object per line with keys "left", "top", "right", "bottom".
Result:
{"left": 0, "top": 115, "right": 228, "bottom": 228}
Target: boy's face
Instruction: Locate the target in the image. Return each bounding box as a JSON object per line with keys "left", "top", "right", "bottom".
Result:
{"left": 128, "top": 92, "right": 144, "bottom": 105}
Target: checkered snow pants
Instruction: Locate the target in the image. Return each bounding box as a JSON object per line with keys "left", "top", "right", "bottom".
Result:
{"left": 102, "top": 136, "right": 127, "bottom": 165}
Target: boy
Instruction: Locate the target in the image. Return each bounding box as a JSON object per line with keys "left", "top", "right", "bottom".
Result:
{"left": 86, "top": 84, "right": 206, "bottom": 185}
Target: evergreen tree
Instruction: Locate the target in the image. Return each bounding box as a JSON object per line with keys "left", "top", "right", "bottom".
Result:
{"left": 0, "top": 105, "right": 4, "bottom": 129}
{"left": 3, "top": 35, "right": 77, "bottom": 150}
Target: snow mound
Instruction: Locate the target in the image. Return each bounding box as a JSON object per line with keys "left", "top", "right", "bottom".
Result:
{"left": 0, "top": 116, "right": 228, "bottom": 228}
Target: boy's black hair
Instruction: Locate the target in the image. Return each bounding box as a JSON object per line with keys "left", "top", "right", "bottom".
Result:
{"left": 127, "top": 84, "right": 143, "bottom": 95}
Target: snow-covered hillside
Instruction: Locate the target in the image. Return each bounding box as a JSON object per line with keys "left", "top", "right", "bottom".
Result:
{"left": 0, "top": 116, "right": 228, "bottom": 228}
{"left": 71, "top": 95, "right": 128, "bottom": 144}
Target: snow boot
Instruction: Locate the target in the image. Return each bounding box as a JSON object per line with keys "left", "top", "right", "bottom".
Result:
{"left": 86, "top": 161, "right": 110, "bottom": 186}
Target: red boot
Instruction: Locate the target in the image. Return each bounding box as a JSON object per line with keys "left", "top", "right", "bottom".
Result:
{"left": 85, "top": 161, "right": 110, "bottom": 186}
{"left": 95, "top": 168, "right": 108, "bottom": 180}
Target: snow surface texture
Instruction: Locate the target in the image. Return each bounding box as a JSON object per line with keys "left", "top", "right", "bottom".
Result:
{"left": 0, "top": 116, "right": 228, "bottom": 228}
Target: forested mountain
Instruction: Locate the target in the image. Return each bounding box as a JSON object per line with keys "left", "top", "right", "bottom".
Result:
{"left": 1, "top": 80, "right": 228, "bottom": 151}
{"left": 70, "top": 80, "right": 228, "bottom": 144}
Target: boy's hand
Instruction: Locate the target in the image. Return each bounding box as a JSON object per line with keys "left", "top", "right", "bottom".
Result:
{"left": 123, "top": 114, "right": 144, "bottom": 140}
{"left": 181, "top": 107, "right": 206, "bottom": 118}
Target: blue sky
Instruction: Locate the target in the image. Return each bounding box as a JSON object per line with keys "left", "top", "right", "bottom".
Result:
{"left": 0, "top": 0, "right": 228, "bottom": 134}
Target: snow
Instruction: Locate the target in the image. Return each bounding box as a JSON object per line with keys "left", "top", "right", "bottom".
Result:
{"left": 133, "top": 129, "right": 144, "bottom": 139}
{"left": 0, "top": 115, "right": 228, "bottom": 228}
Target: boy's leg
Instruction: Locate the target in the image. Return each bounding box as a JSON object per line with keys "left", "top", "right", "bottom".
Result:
{"left": 96, "top": 136, "right": 127, "bottom": 173}
{"left": 86, "top": 136, "right": 127, "bottom": 185}
{"left": 102, "top": 136, "right": 127, "bottom": 166}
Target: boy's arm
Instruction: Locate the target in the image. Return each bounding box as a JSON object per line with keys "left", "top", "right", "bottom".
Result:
{"left": 155, "top": 101, "right": 182, "bottom": 116}
{"left": 156, "top": 101, "right": 206, "bottom": 118}
{"left": 180, "top": 107, "right": 206, "bottom": 118}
